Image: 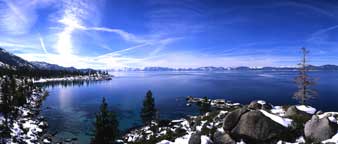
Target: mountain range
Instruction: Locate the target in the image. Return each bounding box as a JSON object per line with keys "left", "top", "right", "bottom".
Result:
{"left": 112, "top": 65, "right": 338, "bottom": 72}
{"left": 1, "top": 47, "right": 338, "bottom": 71}
{"left": 0, "top": 47, "right": 95, "bottom": 72}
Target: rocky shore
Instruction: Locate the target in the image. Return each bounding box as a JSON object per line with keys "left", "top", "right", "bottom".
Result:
{"left": 121, "top": 97, "right": 338, "bottom": 144}
{"left": 0, "top": 88, "right": 50, "bottom": 143}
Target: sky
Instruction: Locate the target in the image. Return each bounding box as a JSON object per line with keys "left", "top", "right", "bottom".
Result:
{"left": 1, "top": 0, "right": 338, "bottom": 69}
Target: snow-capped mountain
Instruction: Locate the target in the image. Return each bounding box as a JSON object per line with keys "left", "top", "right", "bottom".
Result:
{"left": 31, "top": 61, "right": 77, "bottom": 71}
{"left": 0, "top": 47, "right": 36, "bottom": 69}
{"left": 0, "top": 47, "right": 96, "bottom": 72}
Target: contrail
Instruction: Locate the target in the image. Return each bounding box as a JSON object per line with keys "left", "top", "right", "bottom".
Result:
{"left": 38, "top": 35, "right": 48, "bottom": 54}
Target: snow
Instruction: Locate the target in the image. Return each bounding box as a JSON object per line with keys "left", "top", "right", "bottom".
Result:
{"left": 33, "top": 74, "right": 112, "bottom": 83}
{"left": 296, "top": 105, "right": 316, "bottom": 114}
{"left": 322, "top": 133, "right": 338, "bottom": 143}
{"left": 236, "top": 140, "right": 246, "bottom": 144}
{"left": 328, "top": 116, "right": 337, "bottom": 123}
{"left": 201, "top": 135, "right": 212, "bottom": 144}
{"left": 158, "top": 140, "right": 174, "bottom": 144}
{"left": 260, "top": 110, "right": 293, "bottom": 127}
{"left": 217, "top": 127, "right": 224, "bottom": 133}
{"left": 171, "top": 119, "right": 184, "bottom": 123}
{"left": 270, "top": 106, "right": 286, "bottom": 117}
{"left": 277, "top": 136, "right": 305, "bottom": 144}
{"left": 257, "top": 100, "right": 266, "bottom": 105}
{"left": 317, "top": 112, "right": 338, "bottom": 124}
{"left": 173, "top": 133, "right": 191, "bottom": 144}
{"left": 43, "top": 139, "right": 51, "bottom": 143}
{"left": 196, "top": 120, "right": 207, "bottom": 131}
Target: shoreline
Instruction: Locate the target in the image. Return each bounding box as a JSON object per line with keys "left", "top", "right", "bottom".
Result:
{"left": 121, "top": 97, "right": 338, "bottom": 144}
{"left": 0, "top": 87, "right": 50, "bottom": 143}
{"left": 32, "top": 74, "right": 113, "bottom": 83}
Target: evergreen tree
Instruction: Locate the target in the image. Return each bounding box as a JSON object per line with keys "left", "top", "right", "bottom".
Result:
{"left": 140, "top": 90, "right": 157, "bottom": 124}
{"left": 198, "top": 96, "right": 211, "bottom": 114}
{"left": 294, "top": 48, "right": 317, "bottom": 105}
{"left": 0, "top": 76, "right": 13, "bottom": 141}
{"left": 91, "top": 97, "right": 119, "bottom": 144}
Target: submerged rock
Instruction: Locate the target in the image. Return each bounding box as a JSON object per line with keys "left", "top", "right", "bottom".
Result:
{"left": 304, "top": 115, "right": 338, "bottom": 143}
{"left": 231, "top": 110, "right": 288, "bottom": 142}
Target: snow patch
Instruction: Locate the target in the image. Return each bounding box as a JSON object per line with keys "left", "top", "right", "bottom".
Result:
{"left": 271, "top": 106, "right": 286, "bottom": 117}
{"left": 201, "top": 135, "right": 212, "bottom": 144}
{"left": 296, "top": 105, "right": 316, "bottom": 114}
{"left": 257, "top": 100, "right": 266, "bottom": 105}
{"left": 260, "top": 110, "right": 293, "bottom": 127}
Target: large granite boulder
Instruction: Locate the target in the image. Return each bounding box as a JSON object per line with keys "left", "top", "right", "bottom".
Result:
{"left": 188, "top": 132, "right": 201, "bottom": 144}
{"left": 213, "top": 131, "right": 236, "bottom": 144}
{"left": 304, "top": 115, "right": 338, "bottom": 143}
{"left": 223, "top": 107, "right": 248, "bottom": 131}
{"left": 231, "top": 110, "right": 288, "bottom": 141}
{"left": 285, "top": 106, "right": 312, "bottom": 118}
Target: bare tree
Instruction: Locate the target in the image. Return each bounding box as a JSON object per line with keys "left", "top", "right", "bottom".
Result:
{"left": 294, "top": 48, "right": 317, "bottom": 105}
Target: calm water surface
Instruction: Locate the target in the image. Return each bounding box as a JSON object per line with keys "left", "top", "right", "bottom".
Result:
{"left": 40, "top": 71, "right": 338, "bottom": 143}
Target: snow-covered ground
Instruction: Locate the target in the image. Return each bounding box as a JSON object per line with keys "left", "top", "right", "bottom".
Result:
{"left": 0, "top": 88, "right": 49, "bottom": 143}
{"left": 122, "top": 110, "right": 229, "bottom": 144}
{"left": 33, "top": 74, "right": 112, "bottom": 83}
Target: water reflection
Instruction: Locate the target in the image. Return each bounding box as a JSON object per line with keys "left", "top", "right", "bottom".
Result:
{"left": 35, "top": 80, "right": 106, "bottom": 88}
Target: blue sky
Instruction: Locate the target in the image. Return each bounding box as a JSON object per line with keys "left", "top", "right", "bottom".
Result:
{"left": 1, "top": 0, "right": 338, "bottom": 69}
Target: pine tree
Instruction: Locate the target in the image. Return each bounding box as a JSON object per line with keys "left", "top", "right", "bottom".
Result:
{"left": 140, "top": 90, "right": 157, "bottom": 125}
{"left": 199, "top": 96, "right": 211, "bottom": 114}
{"left": 91, "top": 97, "right": 119, "bottom": 144}
{"left": 0, "top": 76, "right": 13, "bottom": 141}
{"left": 294, "top": 48, "right": 317, "bottom": 105}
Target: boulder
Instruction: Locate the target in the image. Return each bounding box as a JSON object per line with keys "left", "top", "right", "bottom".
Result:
{"left": 231, "top": 110, "right": 288, "bottom": 141}
{"left": 285, "top": 106, "right": 312, "bottom": 118}
{"left": 213, "top": 131, "right": 236, "bottom": 144}
{"left": 188, "top": 132, "right": 201, "bottom": 144}
{"left": 248, "top": 100, "right": 272, "bottom": 110}
{"left": 304, "top": 115, "right": 338, "bottom": 143}
{"left": 248, "top": 101, "right": 262, "bottom": 109}
{"left": 223, "top": 107, "right": 248, "bottom": 131}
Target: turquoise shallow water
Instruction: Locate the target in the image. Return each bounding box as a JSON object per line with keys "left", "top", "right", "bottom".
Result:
{"left": 40, "top": 71, "right": 338, "bottom": 143}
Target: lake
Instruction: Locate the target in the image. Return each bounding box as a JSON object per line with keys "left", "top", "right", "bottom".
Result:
{"left": 40, "top": 71, "right": 338, "bottom": 143}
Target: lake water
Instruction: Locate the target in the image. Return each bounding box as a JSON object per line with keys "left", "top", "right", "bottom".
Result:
{"left": 40, "top": 71, "right": 338, "bottom": 143}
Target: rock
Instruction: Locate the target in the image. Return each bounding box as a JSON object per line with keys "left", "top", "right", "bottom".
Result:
{"left": 248, "top": 100, "right": 272, "bottom": 110}
{"left": 213, "top": 131, "right": 236, "bottom": 144}
{"left": 316, "top": 110, "right": 323, "bottom": 115}
{"left": 304, "top": 115, "right": 338, "bottom": 143}
{"left": 248, "top": 101, "right": 262, "bottom": 109}
{"left": 285, "top": 106, "right": 312, "bottom": 118}
{"left": 231, "top": 110, "right": 288, "bottom": 141}
{"left": 223, "top": 107, "right": 248, "bottom": 131}
{"left": 188, "top": 132, "right": 201, "bottom": 144}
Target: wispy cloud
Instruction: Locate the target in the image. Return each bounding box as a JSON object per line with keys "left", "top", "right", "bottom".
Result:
{"left": 0, "top": 0, "right": 53, "bottom": 35}
{"left": 38, "top": 35, "right": 48, "bottom": 54}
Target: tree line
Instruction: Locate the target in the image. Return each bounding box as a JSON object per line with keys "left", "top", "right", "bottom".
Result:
{"left": 0, "top": 67, "right": 110, "bottom": 79}
{"left": 0, "top": 75, "right": 35, "bottom": 141}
